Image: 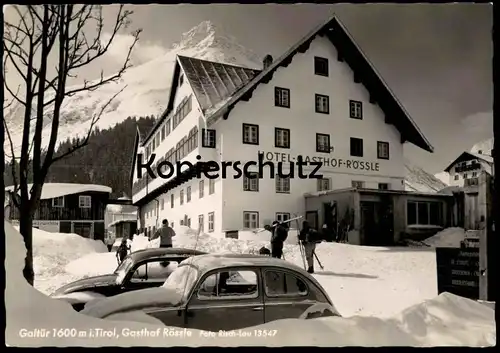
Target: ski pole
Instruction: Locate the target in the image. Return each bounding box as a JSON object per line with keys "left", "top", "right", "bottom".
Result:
{"left": 294, "top": 214, "right": 307, "bottom": 270}
{"left": 313, "top": 251, "right": 324, "bottom": 270}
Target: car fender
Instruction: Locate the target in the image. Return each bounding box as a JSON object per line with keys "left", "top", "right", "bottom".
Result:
{"left": 298, "top": 302, "right": 342, "bottom": 319}
{"left": 52, "top": 291, "right": 107, "bottom": 305}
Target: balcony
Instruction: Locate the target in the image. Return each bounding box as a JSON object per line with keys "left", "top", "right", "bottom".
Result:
{"left": 454, "top": 162, "right": 481, "bottom": 173}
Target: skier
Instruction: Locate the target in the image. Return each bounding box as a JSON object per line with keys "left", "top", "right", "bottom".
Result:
{"left": 116, "top": 237, "right": 130, "bottom": 264}
{"left": 150, "top": 219, "right": 176, "bottom": 248}
{"left": 299, "top": 220, "right": 321, "bottom": 273}
{"left": 265, "top": 220, "right": 289, "bottom": 259}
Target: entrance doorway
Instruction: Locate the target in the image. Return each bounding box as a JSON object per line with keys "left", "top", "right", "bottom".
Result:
{"left": 73, "top": 222, "right": 93, "bottom": 238}
{"left": 305, "top": 211, "right": 318, "bottom": 230}
{"left": 360, "top": 200, "right": 394, "bottom": 246}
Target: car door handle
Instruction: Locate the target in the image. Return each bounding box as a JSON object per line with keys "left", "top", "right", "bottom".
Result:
{"left": 252, "top": 306, "right": 264, "bottom": 311}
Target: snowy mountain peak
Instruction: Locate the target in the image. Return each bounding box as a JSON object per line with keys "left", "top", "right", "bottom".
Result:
{"left": 174, "top": 20, "right": 219, "bottom": 48}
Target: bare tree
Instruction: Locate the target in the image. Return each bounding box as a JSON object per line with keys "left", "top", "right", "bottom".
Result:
{"left": 3, "top": 5, "right": 141, "bottom": 285}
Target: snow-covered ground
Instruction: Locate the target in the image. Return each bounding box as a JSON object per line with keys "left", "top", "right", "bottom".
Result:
{"left": 5, "top": 222, "right": 496, "bottom": 346}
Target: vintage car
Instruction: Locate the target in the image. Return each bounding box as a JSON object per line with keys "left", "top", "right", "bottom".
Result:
{"left": 51, "top": 248, "right": 207, "bottom": 311}
{"left": 80, "top": 253, "right": 341, "bottom": 331}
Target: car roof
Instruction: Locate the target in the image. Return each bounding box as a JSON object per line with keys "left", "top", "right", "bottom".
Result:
{"left": 128, "top": 248, "right": 207, "bottom": 262}
{"left": 184, "top": 253, "right": 309, "bottom": 276}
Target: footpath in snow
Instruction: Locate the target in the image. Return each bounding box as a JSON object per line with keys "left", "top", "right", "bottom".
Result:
{"left": 6, "top": 222, "right": 496, "bottom": 346}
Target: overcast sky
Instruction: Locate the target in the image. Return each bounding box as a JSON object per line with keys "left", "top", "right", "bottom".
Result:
{"left": 4, "top": 4, "right": 493, "bottom": 173}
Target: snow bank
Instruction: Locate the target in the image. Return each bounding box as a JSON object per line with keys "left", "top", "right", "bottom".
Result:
{"left": 423, "top": 228, "right": 465, "bottom": 248}
{"left": 24, "top": 227, "right": 108, "bottom": 294}
{"left": 391, "top": 292, "right": 496, "bottom": 346}
{"left": 5, "top": 222, "right": 495, "bottom": 346}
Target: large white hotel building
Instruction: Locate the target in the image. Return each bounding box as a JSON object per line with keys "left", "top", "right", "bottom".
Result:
{"left": 130, "top": 15, "right": 434, "bottom": 238}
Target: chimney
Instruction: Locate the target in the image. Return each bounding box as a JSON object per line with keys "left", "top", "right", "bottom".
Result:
{"left": 263, "top": 54, "right": 273, "bottom": 70}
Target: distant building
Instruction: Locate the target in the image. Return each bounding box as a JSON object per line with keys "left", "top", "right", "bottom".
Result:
{"left": 104, "top": 195, "right": 137, "bottom": 233}
{"left": 6, "top": 183, "right": 112, "bottom": 241}
{"left": 444, "top": 151, "right": 494, "bottom": 188}
{"left": 108, "top": 219, "right": 137, "bottom": 240}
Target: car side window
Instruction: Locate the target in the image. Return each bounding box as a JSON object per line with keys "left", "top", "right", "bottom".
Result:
{"left": 131, "top": 261, "right": 179, "bottom": 281}
{"left": 197, "top": 270, "right": 258, "bottom": 300}
{"left": 264, "top": 270, "right": 308, "bottom": 297}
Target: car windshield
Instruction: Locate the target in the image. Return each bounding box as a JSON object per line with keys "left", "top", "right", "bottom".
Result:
{"left": 162, "top": 264, "right": 198, "bottom": 297}
{"left": 114, "top": 257, "right": 134, "bottom": 283}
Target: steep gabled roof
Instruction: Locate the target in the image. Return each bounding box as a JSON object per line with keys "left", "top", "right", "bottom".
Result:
{"left": 142, "top": 56, "right": 260, "bottom": 146}
{"left": 178, "top": 55, "right": 261, "bottom": 113}
{"left": 444, "top": 151, "right": 494, "bottom": 172}
{"left": 205, "top": 14, "right": 434, "bottom": 153}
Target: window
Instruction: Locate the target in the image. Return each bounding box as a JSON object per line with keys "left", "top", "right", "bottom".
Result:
{"left": 208, "top": 212, "right": 214, "bottom": 232}
{"left": 275, "top": 128, "right": 290, "bottom": 149}
{"left": 161, "top": 198, "right": 165, "bottom": 210}
{"left": 131, "top": 260, "right": 180, "bottom": 282}
{"left": 243, "top": 211, "right": 259, "bottom": 229}
{"left": 242, "top": 124, "right": 259, "bottom": 145}
{"left": 187, "top": 186, "right": 192, "bottom": 203}
{"left": 407, "top": 201, "right": 443, "bottom": 226}
{"left": 78, "top": 195, "right": 91, "bottom": 208}
{"left": 199, "top": 180, "right": 204, "bottom": 198}
{"left": 171, "top": 194, "right": 174, "bottom": 208}
{"left": 378, "top": 183, "right": 389, "bottom": 190}
{"left": 209, "top": 179, "right": 215, "bottom": 195}
{"left": 264, "top": 270, "right": 308, "bottom": 297}
{"left": 276, "top": 175, "right": 290, "bottom": 194}
{"left": 276, "top": 213, "right": 290, "bottom": 223}
{"left": 243, "top": 172, "right": 259, "bottom": 192}
{"left": 316, "top": 133, "right": 331, "bottom": 153}
{"left": 317, "top": 178, "right": 331, "bottom": 192}
{"left": 202, "top": 129, "right": 216, "bottom": 148}
{"left": 314, "top": 56, "right": 329, "bottom": 76}
{"left": 454, "top": 175, "right": 459, "bottom": 180}
{"left": 274, "top": 87, "right": 290, "bottom": 108}
{"left": 52, "top": 196, "right": 64, "bottom": 208}
{"left": 350, "top": 137, "right": 363, "bottom": 157}
{"left": 180, "top": 190, "right": 184, "bottom": 205}
{"left": 352, "top": 181, "right": 365, "bottom": 188}
{"left": 197, "top": 270, "right": 258, "bottom": 299}
{"left": 187, "top": 217, "right": 191, "bottom": 228}
{"left": 377, "top": 141, "right": 390, "bottom": 160}
{"left": 161, "top": 125, "right": 166, "bottom": 141}
{"left": 464, "top": 173, "right": 468, "bottom": 179}
{"left": 315, "top": 94, "right": 329, "bottom": 114}
{"left": 472, "top": 172, "right": 477, "bottom": 177}
{"left": 179, "top": 73, "right": 184, "bottom": 86}
{"left": 198, "top": 214, "right": 204, "bottom": 233}
{"left": 349, "top": 100, "right": 363, "bottom": 119}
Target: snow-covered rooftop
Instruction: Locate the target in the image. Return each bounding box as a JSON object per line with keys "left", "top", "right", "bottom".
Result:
{"left": 5, "top": 183, "right": 112, "bottom": 200}
{"left": 108, "top": 219, "right": 137, "bottom": 228}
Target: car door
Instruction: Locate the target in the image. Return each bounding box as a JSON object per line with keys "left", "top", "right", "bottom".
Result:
{"left": 184, "top": 268, "right": 265, "bottom": 332}
{"left": 262, "top": 268, "right": 328, "bottom": 322}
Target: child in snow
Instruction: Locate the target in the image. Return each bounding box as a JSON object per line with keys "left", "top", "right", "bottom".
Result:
{"left": 116, "top": 237, "right": 130, "bottom": 264}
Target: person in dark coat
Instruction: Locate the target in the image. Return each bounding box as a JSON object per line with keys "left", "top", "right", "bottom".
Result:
{"left": 299, "top": 221, "right": 321, "bottom": 273}
{"left": 150, "top": 219, "right": 176, "bottom": 248}
{"left": 265, "top": 221, "right": 289, "bottom": 259}
{"left": 116, "top": 237, "right": 130, "bottom": 264}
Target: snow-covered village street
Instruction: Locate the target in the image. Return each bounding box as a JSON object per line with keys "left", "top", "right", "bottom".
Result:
{"left": 5, "top": 222, "right": 496, "bottom": 346}
{"left": 3, "top": 3, "right": 495, "bottom": 348}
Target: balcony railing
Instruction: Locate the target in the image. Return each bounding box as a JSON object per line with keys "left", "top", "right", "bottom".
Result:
{"left": 455, "top": 162, "right": 481, "bottom": 173}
